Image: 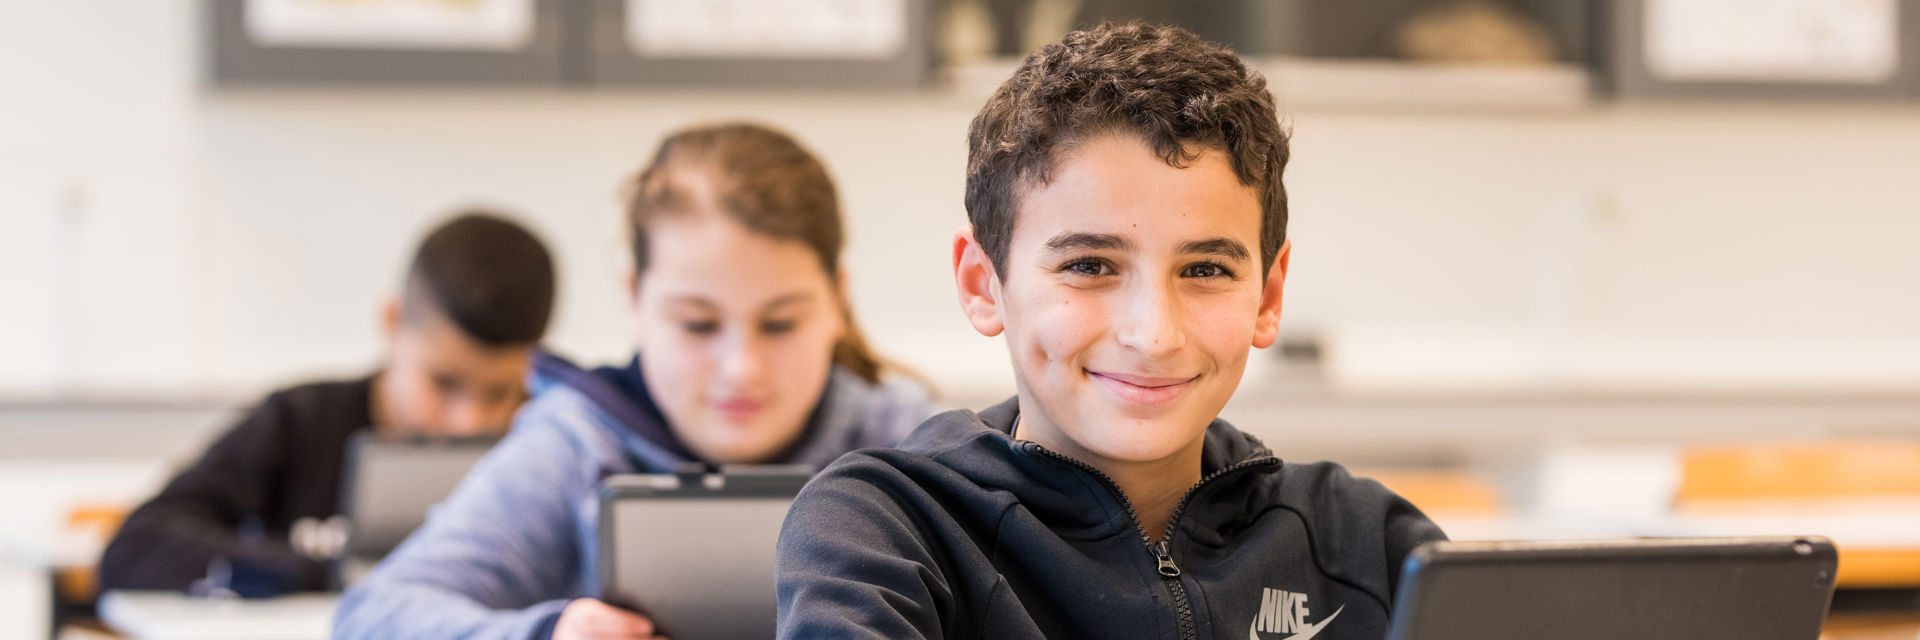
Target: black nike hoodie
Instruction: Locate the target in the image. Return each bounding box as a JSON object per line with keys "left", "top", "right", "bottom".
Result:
{"left": 776, "top": 397, "right": 1447, "bottom": 640}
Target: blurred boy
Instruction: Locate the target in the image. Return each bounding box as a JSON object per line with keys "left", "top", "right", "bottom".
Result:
{"left": 99, "top": 212, "right": 557, "bottom": 594}
{"left": 776, "top": 24, "right": 1445, "bottom": 638}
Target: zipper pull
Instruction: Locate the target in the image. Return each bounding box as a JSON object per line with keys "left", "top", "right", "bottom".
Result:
{"left": 1152, "top": 540, "right": 1181, "bottom": 577}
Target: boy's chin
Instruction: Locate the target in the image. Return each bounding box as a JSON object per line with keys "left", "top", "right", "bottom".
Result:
{"left": 1068, "top": 406, "right": 1211, "bottom": 463}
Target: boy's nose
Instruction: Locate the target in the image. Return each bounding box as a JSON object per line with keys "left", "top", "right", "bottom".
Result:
{"left": 1112, "top": 280, "right": 1186, "bottom": 358}
{"left": 442, "top": 401, "right": 488, "bottom": 436}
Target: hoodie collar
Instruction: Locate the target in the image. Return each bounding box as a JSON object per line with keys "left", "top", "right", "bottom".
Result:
{"left": 906, "top": 397, "right": 1281, "bottom": 539}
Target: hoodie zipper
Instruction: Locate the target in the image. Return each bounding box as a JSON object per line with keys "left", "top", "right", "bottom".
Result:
{"left": 1026, "top": 443, "right": 1280, "bottom": 640}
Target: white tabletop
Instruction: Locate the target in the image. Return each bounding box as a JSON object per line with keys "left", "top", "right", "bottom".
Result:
{"left": 0, "top": 460, "right": 168, "bottom": 568}
{"left": 1434, "top": 503, "right": 1920, "bottom": 550}
{"left": 98, "top": 591, "right": 336, "bottom": 640}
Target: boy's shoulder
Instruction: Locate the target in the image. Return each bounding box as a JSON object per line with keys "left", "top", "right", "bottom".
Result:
{"left": 257, "top": 375, "right": 374, "bottom": 416}
{"left": 798, "top": 399, "right": 1049, "bottom": 513}
{"left": 231, "top": 375, "right": 375, "bottom": 443}
{"left": 1272, "top": 459, "right": 1404, "bottom": 513}
{"left": 808, "top": 404, "right": 1008, "bottom": 486}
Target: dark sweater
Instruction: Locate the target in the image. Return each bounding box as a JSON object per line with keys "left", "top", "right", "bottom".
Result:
{"left": 98, "top": 377, "right": 374, "bottom": 594}
{"left": 776, "top": 398, "right": 1447, "bottom": 640}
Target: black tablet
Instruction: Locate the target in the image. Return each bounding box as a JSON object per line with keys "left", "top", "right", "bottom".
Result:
{"left": 338, "top": 431, "right": 500, "bottom": 558}
{"left": 597, "top": 466, "right": 811, "bottom": 640}
{"left": 1389, "top": 536, "right": 1838, "bottom": 640}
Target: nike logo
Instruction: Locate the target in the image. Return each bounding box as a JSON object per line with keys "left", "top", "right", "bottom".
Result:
{"left": 1248, "top": 605, "right": 1342, "bottom": 640}
{"left": 1248, "top": 586, "right": 1343, "bottom": 640}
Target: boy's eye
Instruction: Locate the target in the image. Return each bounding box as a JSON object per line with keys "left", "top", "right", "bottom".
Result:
{"left": 1182, "top": 262, "right": 1233, "bottom": 279}
{"left": 760, "top": 319, "right": 797, "bottom": 335}
{"left": 1062, "top": 259, "right": 1114, "bottom": 277}
{"left": 683, "top": 320, "right": 720, "bottom": 335}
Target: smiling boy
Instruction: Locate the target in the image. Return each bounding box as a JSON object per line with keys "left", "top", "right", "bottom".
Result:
{"left": 775, "top": 24, "right": 1445, "bottom": 639}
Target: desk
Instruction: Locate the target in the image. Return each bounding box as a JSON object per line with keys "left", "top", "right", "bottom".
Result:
{"left": 1652, "top": 509, "right": 1920, "bottom": 589}
{"left": 0, "top": 461, "right": 169, "bottom": 639}
{"left": 1434, "top": 509, "right": 1920, "bottom": 589}
{"left": 1821, "top": 611, "right": 1920, "bottom": 640}
{"left": 98, "top": 591, "right": 336, "bottom": 640}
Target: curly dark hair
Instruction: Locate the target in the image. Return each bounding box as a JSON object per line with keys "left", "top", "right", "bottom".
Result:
{"left": 964, "top": 22, "right": 1290, "bottom": 278}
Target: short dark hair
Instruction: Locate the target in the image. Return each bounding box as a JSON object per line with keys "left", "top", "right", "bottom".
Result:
{"left": 964, "top": 23, "right": 1290, "bottom": 278}
{"left": 403, "top": 211, "right": 557, "bottom": 346}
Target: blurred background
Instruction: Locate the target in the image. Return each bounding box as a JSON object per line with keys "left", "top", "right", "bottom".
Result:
{"left": 3, "top": 0, "right": 1919, "bottom": 638}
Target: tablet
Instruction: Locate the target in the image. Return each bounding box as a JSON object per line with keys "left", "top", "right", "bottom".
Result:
{"left": 337, "top": 431, "right": 500, "bottom": 558}
{"left": 597, "top": 467, "right": 811, "bottom": 640}
{"left": 1388, "top": 536, "right": 1838, "bottom": 640}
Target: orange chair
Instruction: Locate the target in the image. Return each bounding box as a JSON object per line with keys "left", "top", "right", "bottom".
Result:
{"left": 1676, "top": 442, "right": 1920, "bottom": 589}
{"left": 1360, "top": 470, "right": 1505, "bottom": 517}
{"left": 55, "top": 503, "right": 130, "bottom": 609}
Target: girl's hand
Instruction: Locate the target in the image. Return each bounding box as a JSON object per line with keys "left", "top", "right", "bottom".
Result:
{"left": 552, "top": 598, "right": 666, "bottom": 640}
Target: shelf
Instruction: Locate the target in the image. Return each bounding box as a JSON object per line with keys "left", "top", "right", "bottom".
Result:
{"left": 944, "top": 56, "right": 1595, "bottom": 113}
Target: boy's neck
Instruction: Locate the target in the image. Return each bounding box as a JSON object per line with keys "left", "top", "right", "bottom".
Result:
{"left": 1012, "top": 402, "right": 1206, "bottom": 544}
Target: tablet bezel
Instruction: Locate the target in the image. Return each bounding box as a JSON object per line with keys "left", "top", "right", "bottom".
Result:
{"left": 337, "top": 430, "right": 502, "bottom": 558}
{"left": 595, "top": 468, "right": 812, "bottom": 635}
{"left": 1388, "top": 536, "right": 1839, "bottom": 640}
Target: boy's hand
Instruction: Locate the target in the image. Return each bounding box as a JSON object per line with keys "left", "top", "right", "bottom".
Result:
{"left": 553, "top": 599, "right": 667, "bottom": 640}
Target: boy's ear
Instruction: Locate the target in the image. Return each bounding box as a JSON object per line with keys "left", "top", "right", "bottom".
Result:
{"left": 380, "top": 294, "right": 403, "bottom": 343}
{"left": 1251, "top": 239, "right": 1292, "bottom": 349}
{"left": 953, "top": 225, "right": 1005, "bottom": 337}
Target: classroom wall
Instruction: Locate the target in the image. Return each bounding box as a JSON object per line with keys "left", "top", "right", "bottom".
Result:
{"left": 4, "top": 2, "right": 1919, "bottom": 403}
{"left": 0, "top": 2, "right": 201, "bottom": 396}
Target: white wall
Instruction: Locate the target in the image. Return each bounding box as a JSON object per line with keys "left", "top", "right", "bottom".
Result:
{"left": 191, "top": 89, "right": 994, "bottom": 393}
{"left": 4, "top": 3, "right": 1919, "bottom": 402}
{"left": 0, "top": 1, "right": 200, "bottom": 396}
{"left": 1289, "top": 105, "right": 1920, "bottom": 392}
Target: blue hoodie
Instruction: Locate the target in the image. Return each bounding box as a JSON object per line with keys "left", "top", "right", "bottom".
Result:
{"left": 776, "top": 398, "right": 1446, "bottom": 640}
{"left": 332, "top": 354, "right": 937, "bottom": 639}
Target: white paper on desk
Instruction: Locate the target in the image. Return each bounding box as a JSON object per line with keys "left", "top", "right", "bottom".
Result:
{"left": 1644, "top": 0, "right": 1900, "bottom": 84}
{"left": 246, "top": 0, "right": 535, "bottom": 51}
{"left": 628, "top": 0, "right": 907, "bottom": 59}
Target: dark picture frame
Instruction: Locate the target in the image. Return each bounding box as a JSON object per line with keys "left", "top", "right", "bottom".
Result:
{"left": 206, "top": 0, "right": 571, "bottom": 86}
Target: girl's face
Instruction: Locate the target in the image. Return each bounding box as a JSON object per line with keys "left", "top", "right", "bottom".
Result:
{"left": 631, "top": 209, "right": 846, "bottom": 464}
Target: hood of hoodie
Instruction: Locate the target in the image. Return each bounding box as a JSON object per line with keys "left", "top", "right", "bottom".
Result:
{"left": 776, "top": 396, "right": 1447, "bottom": 640}
{"left": 891, "top": 396, "right": 1283, "bottom": 543}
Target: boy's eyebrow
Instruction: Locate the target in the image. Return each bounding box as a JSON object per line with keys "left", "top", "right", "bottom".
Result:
{"left": 1043, "top": 232, "right": 1133, "bottom": 253}
{"left": 1179, "top": 237, "right": 1253, "bottom": 262}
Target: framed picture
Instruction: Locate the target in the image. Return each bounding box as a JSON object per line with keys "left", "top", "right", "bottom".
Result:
{"left": 1607, "top": 0, "right": 1920, "bottom": 99}
{"left": 585, "top": 0, "right": 935, "bottom": 88}
{"left": 207, "top": 0, "right": 570, "bottom": 86}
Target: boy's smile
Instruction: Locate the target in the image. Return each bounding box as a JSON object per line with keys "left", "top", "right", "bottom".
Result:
{"left": 956, "top": 132, "right": 1290, "bottom": 471}
{"left": 1087, "top": 370, "right": 1196, "bottom": 407}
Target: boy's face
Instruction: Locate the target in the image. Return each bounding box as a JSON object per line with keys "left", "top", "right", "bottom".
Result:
{"left": 379, "top": 307, "right": 533, "bottom": 438}
{"left": 955, "top": 133, "right": 1289, "bottom": 468}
